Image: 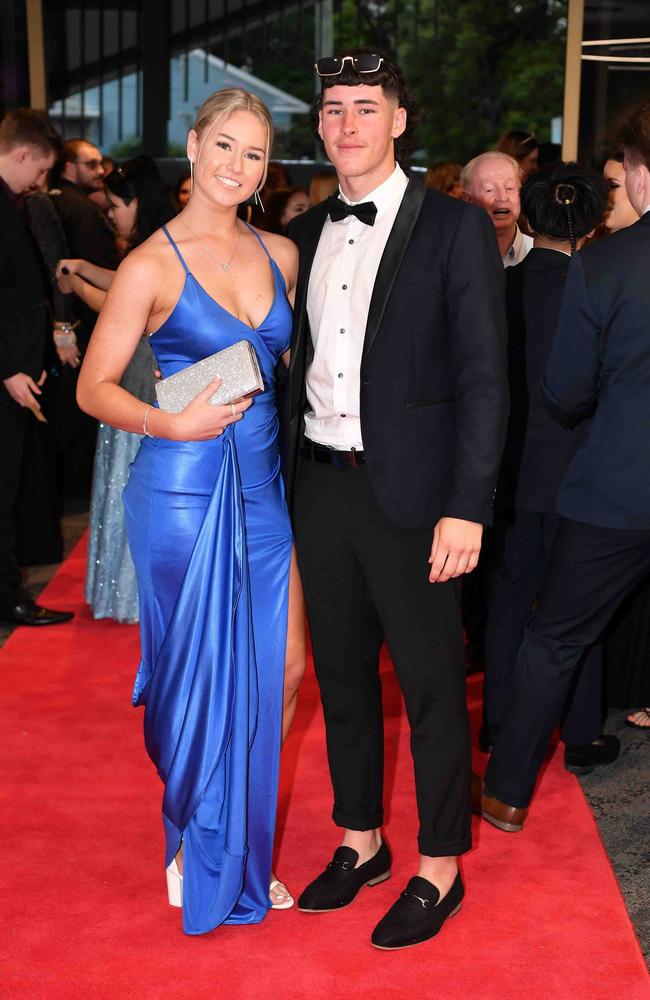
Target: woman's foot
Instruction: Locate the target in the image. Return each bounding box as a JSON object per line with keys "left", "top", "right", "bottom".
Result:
{"left": 270, "top": 875, "right": 294, "bottom": 910}
{"left": 626, "top": 708, "right": 650, "bottom": 729}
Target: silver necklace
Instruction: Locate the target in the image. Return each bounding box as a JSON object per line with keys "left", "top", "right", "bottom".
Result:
{"left": 180, "top": 217, "right": 243, "bottom": 272}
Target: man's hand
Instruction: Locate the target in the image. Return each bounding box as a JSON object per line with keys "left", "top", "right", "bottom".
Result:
{"left": 428, "top": 516, "right": 483, "bottom": 583}
{"left": 3, "top": 370, "right": 47, "bottom": 410}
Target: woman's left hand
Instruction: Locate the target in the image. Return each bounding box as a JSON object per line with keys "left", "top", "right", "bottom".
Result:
{"left": 56, "top": 342, "right": 81, "bottom": 368}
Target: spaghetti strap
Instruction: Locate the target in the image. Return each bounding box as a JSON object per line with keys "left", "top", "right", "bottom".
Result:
{"left": 242, "top": 221, "right": 273, "bottom": 261}
{"left": 162, "top": 224, "right": 190, "bottom": 274}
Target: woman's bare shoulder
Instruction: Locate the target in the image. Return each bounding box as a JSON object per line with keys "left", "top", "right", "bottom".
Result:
{"left": 252, "top": 228, "right": 298, "bottom": 269}
{"left": 114, "top": 227, "right": 176, "bottom": 283}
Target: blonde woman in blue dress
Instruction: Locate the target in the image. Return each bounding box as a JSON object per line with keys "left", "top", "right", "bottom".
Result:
{"left": 78, "top": 89, "right": 305, "bottom": 934}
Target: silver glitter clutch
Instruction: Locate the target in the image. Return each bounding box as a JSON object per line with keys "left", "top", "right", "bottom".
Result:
{"left": 154, "top": 340, "right": 264, "bottom": 414}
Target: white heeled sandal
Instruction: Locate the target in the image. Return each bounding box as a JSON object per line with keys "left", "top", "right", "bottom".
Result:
{"left": 269, "top": 879, "right": 294, "bottom": 910}
{"left": 166, "top": 858, "right": 183, "bottom": 907}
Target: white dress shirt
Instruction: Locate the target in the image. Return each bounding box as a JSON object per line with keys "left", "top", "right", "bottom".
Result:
{"left": 304, "top": 163, "right": 409, "bottom": 451}
{"left": 503, "top": 225, "right": 533, "bottom": 268}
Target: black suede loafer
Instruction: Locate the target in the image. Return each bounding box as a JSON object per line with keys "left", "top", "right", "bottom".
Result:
{"left": 1, "top": 601, "right": 74, "bottom": 627}
{"left": 371, "top": 872, "right": 464, "bottom": 950}
{"left": 297, "top": 842, "right": 391, "bottom": 912}
{"left": 564, "top": 734, "right": 620, "bottom": 775}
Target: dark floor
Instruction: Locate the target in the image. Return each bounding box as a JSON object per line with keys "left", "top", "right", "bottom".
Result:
{"left": 3, "top": 513, "right": 649, "bottom": 967}
{"left": 578, "top": 712, "right": 650, "bottom": 963}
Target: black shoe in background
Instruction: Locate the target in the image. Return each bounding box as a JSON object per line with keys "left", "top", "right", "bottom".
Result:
{"left": 564, "top": 734, "right": 620, "bottom": 775}
{"left": 1, "top": 600, "right": 74, "bottom": 626}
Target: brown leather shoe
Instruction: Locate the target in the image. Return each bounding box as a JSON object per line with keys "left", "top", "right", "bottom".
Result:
{"left": 481, "top": 788, "right": 528, "bottom": 833}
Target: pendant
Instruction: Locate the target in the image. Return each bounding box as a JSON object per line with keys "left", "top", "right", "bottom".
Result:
{"left": 223, "top": 263, "right": 232, "bottom": 272}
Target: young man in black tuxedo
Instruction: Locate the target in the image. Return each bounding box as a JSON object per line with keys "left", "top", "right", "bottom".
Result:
{"left": 0, "top": 109, "right": 73, "bottom": 627}
{"left": 482, "top": 102, "right": 650, "bottom": 832}
{"left": 285, "top": 51, "right": 508, "bottom": 949}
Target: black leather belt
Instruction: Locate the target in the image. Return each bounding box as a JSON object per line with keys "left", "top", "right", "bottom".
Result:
{"left": 301, "top": 440, "right": 366, "bottom": 468}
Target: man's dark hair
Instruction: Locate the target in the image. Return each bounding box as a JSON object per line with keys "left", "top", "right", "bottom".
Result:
{"left": 61, "top": 137, "right": 99, "bottom": 165}
{"left": 315, "top": 47, "right": 423, "bottom": 169}
{"left": 618, "top": 103, "right": 650, "bottom": 170}
{"left": 0, "top": 108, "right": 61, "bottom": 156}
{"left": 105, "top": 156, "right": 174, "bottom": 248}
{"left": 521, "top": 162, "right": 609, "bottom": 245}
{"left": 49, "top": 137, "right": 100, "bottom": 184}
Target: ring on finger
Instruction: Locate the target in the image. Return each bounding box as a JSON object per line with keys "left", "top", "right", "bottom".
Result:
{"left": 231, "top": 402, "right": 236, "bottom": 417}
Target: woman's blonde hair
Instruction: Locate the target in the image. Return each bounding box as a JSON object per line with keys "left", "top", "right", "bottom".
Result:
{"left": 192, "top": 88, "right": 274, "bottom": 192}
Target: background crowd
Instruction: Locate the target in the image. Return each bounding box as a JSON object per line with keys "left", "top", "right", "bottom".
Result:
{"left": 0, "top": 104, "right": 648, "bottom": 751}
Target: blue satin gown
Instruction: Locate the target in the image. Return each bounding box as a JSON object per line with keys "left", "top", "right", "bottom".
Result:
{"left": 123, "top": 224, "right": 293, "bottom": 935}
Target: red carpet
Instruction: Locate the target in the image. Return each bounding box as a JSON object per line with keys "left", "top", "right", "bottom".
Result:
{"left": 2, "top": 537, "right": 648, "bottom": 1000}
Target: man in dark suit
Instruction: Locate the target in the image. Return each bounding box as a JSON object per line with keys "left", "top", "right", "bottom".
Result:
{"left": 0, "top": 109, "right": 73, "bottom": 626}
{"left": 286, "top": 50, "right": 508, "bottom": 949}
{"left": 50, "top": 139, "right": 119, "bottom": 497}
{"left": 481, "top": 162, "right": 616, "bottom": 775}
{"left": 482, "top": 102, "right": 650, "bottom": 831}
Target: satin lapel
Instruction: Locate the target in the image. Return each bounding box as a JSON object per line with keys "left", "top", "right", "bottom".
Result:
{"left": 289, "top": 201, "right": 329, "bottom": 371}
{"left": 361, "top": 179, "right": 427, "bottom": 363}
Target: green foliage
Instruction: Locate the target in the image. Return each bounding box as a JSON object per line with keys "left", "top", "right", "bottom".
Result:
{"left": 110, "top": 135, "right": 143, "bottom": 157}
{"left": 272, "top": 120, "right": 319, "bottom": 160}
{"left": 400, "top": 0, "right": 567, "bottom": 162}
{"left": 199, "top": 0, "right": 568, "bottom": 165}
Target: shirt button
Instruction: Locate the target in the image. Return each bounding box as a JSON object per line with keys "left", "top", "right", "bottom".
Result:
{"left": 340, "top": 328, "right": 345, "bottom": 334}
{"left": 341, "top": 413, "right": 346, "bottom": 417}
{"left": 342, "top": 284, "right": 348, "bottom": 290}
{"left": 338, "top": 373, "right": 343, "bottom": 379}
{"left": 348, "top": 239, "right": 354, "bottom": 245}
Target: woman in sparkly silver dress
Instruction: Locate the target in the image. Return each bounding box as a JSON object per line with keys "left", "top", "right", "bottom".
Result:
{"left": 57, "top": 158, "right": 174, "bottom": 622}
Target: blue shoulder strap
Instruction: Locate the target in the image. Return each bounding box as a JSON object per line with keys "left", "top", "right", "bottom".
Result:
{"left": 242, "top": 221, "right": 273, "bottom": 261}
{"left": 162, "top": 224, "right": 190, "bottom": 274}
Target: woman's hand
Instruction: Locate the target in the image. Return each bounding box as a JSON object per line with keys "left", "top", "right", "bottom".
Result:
{"left": 159, "top": 378, "right": 254, "bottom": 441}
{"left": 55, "top": 258, "right": 84, "bottom": 279}
{"left": 55, "top": 259, "right": 85, "bottom": 294}
{"left": 56, "top": 342, "right": 81, "bottom": 368}
{"left": 57, "top": 273, "right": 74, "bottom": 294}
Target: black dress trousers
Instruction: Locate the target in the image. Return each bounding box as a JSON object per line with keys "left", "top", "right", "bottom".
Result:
{"left": 293, "top": 457, "right": 471, "bottom": 858}
{"left": 485, "top": 517, "right": 650, "bottom": 808}
{"left": 0, "top": 394, "right": 30, "bottom": 611}
{"left": 484, "top": 508, "right": 603, "bottom": 746}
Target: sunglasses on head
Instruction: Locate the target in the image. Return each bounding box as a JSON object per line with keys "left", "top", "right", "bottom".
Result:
{"left": 315, "top": 54, "right": 384, "bottom": 77}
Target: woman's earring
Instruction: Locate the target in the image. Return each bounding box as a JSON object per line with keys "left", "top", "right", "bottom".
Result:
{"left": 254, "top": 188, "right": 265, "bottom": 213}
{"left": 189, "top": 158, "right": 194, "bottom": 195}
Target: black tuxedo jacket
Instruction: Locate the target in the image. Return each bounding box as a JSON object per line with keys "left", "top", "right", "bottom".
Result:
{"left": 286, "top": 179, "right": 509, "bottom": 530}
{"left": 500, "top": 248, "right": 588, "bottom": 514}
{"left": 544, "top": 212, "right": 650, "bottom": 530}
{"left": 0, "top": 183, "right": 48, "bottom": 383}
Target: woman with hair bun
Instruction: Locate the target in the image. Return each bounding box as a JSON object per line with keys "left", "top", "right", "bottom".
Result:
{"left": 77, "top": 89, "right": 304, "bottom": 934}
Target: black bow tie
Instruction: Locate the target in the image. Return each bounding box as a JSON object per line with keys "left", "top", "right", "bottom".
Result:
{"left": 328, "top": 196, "right": 378, "bottom": 227}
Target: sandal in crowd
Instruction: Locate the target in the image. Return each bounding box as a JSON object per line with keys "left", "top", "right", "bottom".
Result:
{"left": 625, "top": 708, "right": 650, "bottom": 730}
